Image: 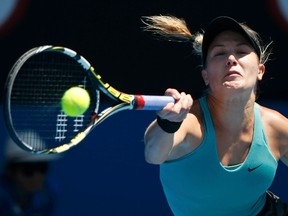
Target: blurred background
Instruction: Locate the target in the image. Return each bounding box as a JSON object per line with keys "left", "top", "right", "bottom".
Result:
{"left": 0, "top": 0, "right": 288, "bottom": 215}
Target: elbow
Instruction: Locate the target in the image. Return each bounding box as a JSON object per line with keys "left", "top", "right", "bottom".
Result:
{"left": 145, "top": 155, "right": 161, "bottom": 165}
{"left": 143, "top": 125, "right": 169, "bottom": 165}
{"left": 145, "top": 155, "right": 164, "bottom": 165}
{"left": 144, "top": 146, "right": 166, "bottom": 165}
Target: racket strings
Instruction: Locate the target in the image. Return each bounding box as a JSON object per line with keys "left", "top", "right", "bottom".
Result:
{"left": 9, "top": 51, "right": 98, "bottom": 151}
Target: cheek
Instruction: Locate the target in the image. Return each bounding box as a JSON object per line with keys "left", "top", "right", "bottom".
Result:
{"left": 241, "top": 55, "right": 260, "bottom": 74}
{"left": 206, "top": 72, "right": 221, "bottom": 89}
{"left": 206, "top": 66, "right": 221, "bottom": 82}
{"left": 247, "top": 64, "right": 261, "bottom": 79}
{"left": 207, "top": 73, "right": 218, "bottom": 82}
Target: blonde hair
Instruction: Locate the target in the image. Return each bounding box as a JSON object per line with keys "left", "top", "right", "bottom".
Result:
{"left": 141, "top": 15, "right": 272, "bottom": 65}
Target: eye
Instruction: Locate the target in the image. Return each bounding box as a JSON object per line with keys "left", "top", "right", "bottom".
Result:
{"left": 237, "top": 49, "right": 248, "bottom": 54}
{"left": 215, "top": 52, "right": 225, "bottom": 56}
{"left": 236, "top": 45, "right": 252, "bottom": 55}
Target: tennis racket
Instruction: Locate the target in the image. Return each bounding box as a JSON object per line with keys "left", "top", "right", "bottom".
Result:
{"left": 4, "top": 45, "right": 174, "bottom": 154}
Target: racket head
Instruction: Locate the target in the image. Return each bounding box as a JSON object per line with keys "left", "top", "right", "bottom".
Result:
{"left": 3, "top": 46, "right": 132, "bottom": 154}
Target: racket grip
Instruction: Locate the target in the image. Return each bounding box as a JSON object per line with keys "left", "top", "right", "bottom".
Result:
{"left": 134, "top": 95, "right": 175, "bottom": 110}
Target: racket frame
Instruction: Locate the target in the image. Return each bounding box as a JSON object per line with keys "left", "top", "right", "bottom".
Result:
{"left": 4, "top": 45, "right": 174, "bottom": 154}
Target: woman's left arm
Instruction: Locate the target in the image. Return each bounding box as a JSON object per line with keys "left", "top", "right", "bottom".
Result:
{"left": 261, "top": 105, "right": 288, "bottom": 165}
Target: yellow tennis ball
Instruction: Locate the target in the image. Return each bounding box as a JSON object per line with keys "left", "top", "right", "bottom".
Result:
{"left": 61, "top": 87, "right": 90, "bottom": 117}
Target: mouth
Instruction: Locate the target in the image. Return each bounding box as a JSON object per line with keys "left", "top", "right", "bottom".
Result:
{"left": 225, "top": 71, "right": 241, "bottom": 77}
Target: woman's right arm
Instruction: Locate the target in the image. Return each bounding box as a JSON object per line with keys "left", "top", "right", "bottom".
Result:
{"left": 143, "top": 89, "right": 193, "bottom": 164}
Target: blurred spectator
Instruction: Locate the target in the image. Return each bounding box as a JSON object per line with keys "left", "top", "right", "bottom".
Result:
{"left": 0, "top": 132, "right": 61, "bottom": 216}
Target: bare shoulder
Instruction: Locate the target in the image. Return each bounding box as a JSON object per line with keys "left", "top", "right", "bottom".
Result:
{"left": 257, "top": 103, "right": 288, "bottom": 125}
{"left": 189, "top": 99, "right": 203, "bottom": 117}
{"left": 187, "top": 99, "right": 202, "bottom": 125}
{"left": 257, "top": 103, "right": 288, "bottom": 161}
{"left": 183, "top": 99, "right": 203, "bottom": 138}
{"left": 257, "top": 103, "right": 288, "bottom": 135}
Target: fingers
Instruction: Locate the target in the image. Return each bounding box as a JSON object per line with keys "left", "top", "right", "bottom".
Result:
{"left": 157, "top": 89, "right": 193, "bottom": 122}
{"left": 164, "top": 88, "right": 182, "bottom": 100}
{"left": 173, "top": 92, "right": 192, "bottom": 112}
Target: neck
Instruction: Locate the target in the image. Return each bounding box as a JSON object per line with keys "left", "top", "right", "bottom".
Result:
{"left": 206, "top": 94, "right": 255, "bottom": 132}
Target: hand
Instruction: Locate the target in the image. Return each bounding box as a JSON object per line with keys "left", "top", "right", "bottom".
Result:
{"left": 156, "top": 88, "right": 193, "bottom": 122}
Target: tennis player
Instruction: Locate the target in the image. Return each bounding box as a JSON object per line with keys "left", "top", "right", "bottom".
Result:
{"left": 143, "top": 15, "right": 288, "bottom": 216}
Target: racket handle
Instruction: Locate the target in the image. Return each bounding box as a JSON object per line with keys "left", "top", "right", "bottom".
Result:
{"left": 134, "top": 95, "right": 175, "bottom": 110}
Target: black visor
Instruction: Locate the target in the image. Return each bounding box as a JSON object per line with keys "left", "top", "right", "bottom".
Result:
{"left": 202, "top": 16, "right": 261, "bottom": 66}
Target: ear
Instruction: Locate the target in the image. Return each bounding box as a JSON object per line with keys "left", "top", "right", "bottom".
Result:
{"left": 257, "top": 64, "right": 265, "bottom": 81}
{"left": 201, "top": 69, "right": 209, "bottom": 85}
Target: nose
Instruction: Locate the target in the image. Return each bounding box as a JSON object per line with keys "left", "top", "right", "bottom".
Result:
{"left": 226, "top": 55, "right": 237, "bottom": 66}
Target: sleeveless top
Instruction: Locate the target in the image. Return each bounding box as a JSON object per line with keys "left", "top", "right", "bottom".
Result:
{"left": 160, "top": 96, "right": 278, "bottom": 216}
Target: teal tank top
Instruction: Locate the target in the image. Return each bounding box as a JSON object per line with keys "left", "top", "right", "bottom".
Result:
{"left": 160, "top": 96, "right": 278, "bottom": 216}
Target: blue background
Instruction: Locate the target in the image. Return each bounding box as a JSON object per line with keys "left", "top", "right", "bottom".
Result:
{"left": 1, "top": 0, "right": 288, "bottom": 215}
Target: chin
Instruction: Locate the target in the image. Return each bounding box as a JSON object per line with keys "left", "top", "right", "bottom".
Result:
{"left": 223, "top": 81, "right": 243, "bottom": 89}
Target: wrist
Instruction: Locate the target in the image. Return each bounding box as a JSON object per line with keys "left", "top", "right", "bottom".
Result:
{"left": 156, "top": 115, "right": 183, "bottom": 133}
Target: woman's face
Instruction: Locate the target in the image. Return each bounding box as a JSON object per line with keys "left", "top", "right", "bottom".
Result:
{"left": 202, "top": 30, "right": 265, "bottom": 97}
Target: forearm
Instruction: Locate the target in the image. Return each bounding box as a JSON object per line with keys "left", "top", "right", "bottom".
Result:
{"left": 144, "top": 119, "right": 175, "bottom": 164}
